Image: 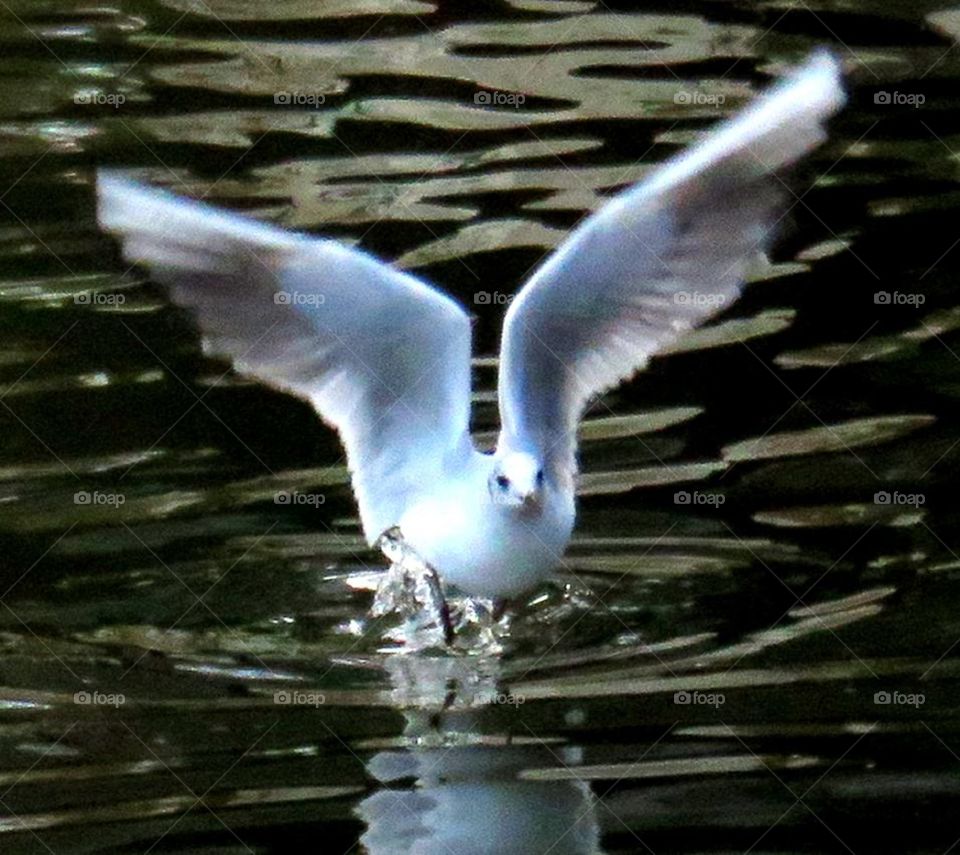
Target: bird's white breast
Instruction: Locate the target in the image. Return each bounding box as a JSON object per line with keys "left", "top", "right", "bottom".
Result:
{"left": 397, "top": 456, "right": 574, "bottom": 599}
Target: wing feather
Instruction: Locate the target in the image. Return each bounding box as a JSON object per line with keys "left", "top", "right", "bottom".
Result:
{"left": 98, "top": 173, "right": 473, "bottom": 543}
{"left": 498, "top": 50, "right": 845, "bottom": 483}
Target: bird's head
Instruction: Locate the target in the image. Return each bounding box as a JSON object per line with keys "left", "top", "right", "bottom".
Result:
{"left": 489, "top": 451, "right": 545, "bottom": 510}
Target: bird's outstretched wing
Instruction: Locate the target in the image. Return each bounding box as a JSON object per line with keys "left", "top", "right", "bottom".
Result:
{"left": 497, "top": 50, "right": 845, "bottom": 484}
{"left": 97, "top": 173, "right": 473, "bottom": 543}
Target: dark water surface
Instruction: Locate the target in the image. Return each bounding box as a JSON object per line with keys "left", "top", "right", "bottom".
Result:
{"left": 1, "top": 0, "right": 960, "bottom": 852}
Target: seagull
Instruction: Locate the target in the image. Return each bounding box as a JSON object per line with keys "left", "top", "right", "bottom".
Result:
{"left": 97, "top": 50, "right": 844, "bottom": 603}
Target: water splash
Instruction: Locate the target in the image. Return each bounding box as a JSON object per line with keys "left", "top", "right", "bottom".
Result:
{"left": 372, "top": 527, "right": 511, "bottom": 654}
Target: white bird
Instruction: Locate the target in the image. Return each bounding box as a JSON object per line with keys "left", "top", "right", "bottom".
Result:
{"left": 97, "top": 50, "right": 844, "bottom": 601}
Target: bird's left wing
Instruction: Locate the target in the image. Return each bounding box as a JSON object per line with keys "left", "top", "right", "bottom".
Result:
{"left": 497, "top": 50, "right": 845, "bottom": 485}
{"left": 97, "top": 172, "right": 473, "bottom": 543}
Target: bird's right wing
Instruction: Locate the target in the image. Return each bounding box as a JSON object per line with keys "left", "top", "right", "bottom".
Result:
{"left": 497, "top": 50, "right": 845, "bottom": 485}
{"left": 97, "top": 173, "right": 474, "bottom": 544}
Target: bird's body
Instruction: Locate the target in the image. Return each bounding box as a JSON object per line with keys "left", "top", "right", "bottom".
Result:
{"left": 96, "top": 51, "right": 845, "bottom": 601}
{"left": 398, "top": 449, "right": 576, "bottom": 598}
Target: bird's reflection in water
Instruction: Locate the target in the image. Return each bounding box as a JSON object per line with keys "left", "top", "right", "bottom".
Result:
{"left": 357, "top": 654, "right": 600, "bottom": 854}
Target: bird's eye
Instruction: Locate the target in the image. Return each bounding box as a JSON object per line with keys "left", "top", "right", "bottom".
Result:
{"left": 536, "top": 469, "right": 544, "bottom": 485}
{"left": 495, "top": 475, "right": 510, "bottom": 490}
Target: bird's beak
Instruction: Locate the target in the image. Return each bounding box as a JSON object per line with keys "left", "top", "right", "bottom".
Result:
{"left": 519, "top": 490, "right": 542, "bottom": 512}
